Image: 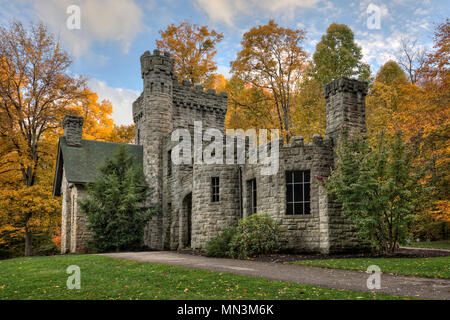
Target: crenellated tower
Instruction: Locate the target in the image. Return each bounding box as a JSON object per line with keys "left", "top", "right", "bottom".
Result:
{"left": 324, "top": 77, "right": 368, "bottom": 144}
{"left": 133, "top": 49, "right": 175, "bottom": 249}
{"left": 133, "top": 50, "right": 175, "bottom": 201}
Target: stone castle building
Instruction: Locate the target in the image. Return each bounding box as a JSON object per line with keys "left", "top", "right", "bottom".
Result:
{"left": 53, "top": 49, "right": 369, "bottom": 254}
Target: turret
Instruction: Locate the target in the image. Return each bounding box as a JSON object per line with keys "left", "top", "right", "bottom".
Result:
{"left": 133, "top": 50, "right": 175, "bottom": 249}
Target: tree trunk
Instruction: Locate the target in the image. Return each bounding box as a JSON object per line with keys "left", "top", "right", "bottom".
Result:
{"left": 25, "top": 230, "right": 32, "bottom": 257}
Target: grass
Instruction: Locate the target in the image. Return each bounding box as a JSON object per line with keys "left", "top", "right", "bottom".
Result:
{"left": 402, "top": 240, "right": 450, "bottom": 250}
{"left": 0, "top": 254, "right": 408, "bottom": 300}
{"left": 292, "top": 256, "right": 450, "bottom": 279}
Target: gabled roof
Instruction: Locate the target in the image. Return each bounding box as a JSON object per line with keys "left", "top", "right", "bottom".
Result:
{"left": 53, "top": 137, "right": 143, "bottom": 196}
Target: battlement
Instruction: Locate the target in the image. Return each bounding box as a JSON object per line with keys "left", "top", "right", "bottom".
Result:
{"left": 324, "top": 77, "right": 368, "bottom": 141}
{"left": 138, "top": 49, "right": 227, "bottom": 116}
{"left": 172, "top": 81, "right": 227, "bottom": 115}
{"left": 140, "top": 49, "right": 175, "bottom": 78}
{"left": 323, "top": 77, "right": 368, "bottom": 99}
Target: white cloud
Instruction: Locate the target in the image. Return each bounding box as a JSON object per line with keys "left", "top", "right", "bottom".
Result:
{"left": 216, "top": 65, "right": 231, "bottom": 79}
{"left": 194, "top": 0, "right": 322, "bottom": 26}
{"left": 31, "top": 0, "right": 143, "bottom": 58}
{"left": 88, "top": 79, "right": 140, "bottom": 125}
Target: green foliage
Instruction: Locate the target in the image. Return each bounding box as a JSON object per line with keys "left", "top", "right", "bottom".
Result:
{"left": 326, "top": 131, "right": 427, "bottom": 254}
{"left": 79, "top": 146, "right": 157, "bottom": 252}
{"left": 312, "top": 23, "right": 371, "bottom": 84}
{"left": 205, "top": 227, "right": 237, "bottom": 257}
{"left": 229, "top": 214, "right": 281, "bottom": 259}
{"left": 410, "top": 213, "right": 449, "bottom": 241}
{"left": 375, "top": 60, "right": 408, "bottom": 85}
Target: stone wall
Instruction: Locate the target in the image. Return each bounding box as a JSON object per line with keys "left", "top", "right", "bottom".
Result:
{"left": 60, "top": 168, "right": 71, "bottom": 253}
{"left": 191, "top": 162, "right": 241, "bottom": 249}
{"left": 239, "top": 136, "right": 335, "bottom": 253}
{"left": 60, "top": 174, "right": 92, "bottom": 254}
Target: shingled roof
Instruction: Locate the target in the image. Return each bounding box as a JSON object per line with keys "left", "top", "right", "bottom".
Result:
{"left": 53, "top": 137, "right": 143, "bottom": 196}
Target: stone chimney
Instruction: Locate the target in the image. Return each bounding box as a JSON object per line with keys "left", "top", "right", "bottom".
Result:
{"left": 324, "top": 77, "right": 368, "bottom": 143}
{"left": 62, "top": 115, "right": 84, "bottom": 147}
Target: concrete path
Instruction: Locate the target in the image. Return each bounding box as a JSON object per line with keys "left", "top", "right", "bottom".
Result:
{"left": 101, "top": 251, "right": 450, "bottom": 300}
{"left": 400, "top": 246, "right": 450, "bottom": 252}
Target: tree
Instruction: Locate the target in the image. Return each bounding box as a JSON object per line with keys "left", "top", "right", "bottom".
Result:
{"left": 374, "top": 60, "right": 408, "bottom": 86}
{"left": 399, "top": 19, "right": 449, "bottom": 223}
{"left": 230, "top": 20, "right": 308, "bottom": 142}
{"left": 325, "top": 131, "right": 425, "bottom": 253}
{"left": 79, "top": 146, "right": 156, "bottom": 252}
{"left": 0, "top": 21, "right": 87, "bottom": 188}
{"left": 365, "top": 61, "right": 408, "bottom": 143}
{"left": 291, "top": 65, "right": 326, "bottom": 141}
{"left": 312, "top": 23, "right": 371, "bottom": 85}
{"left": 0, "top": 21, "right": 86, "bottom": 255}
{"left": 107, "top": 124, "right": 135, "bottom": 144}
{"left": 397, "top": 37, "right": 427, "bottom": 84}
{"left": 203, "top": 73, "right": 227, "bottom": 92}
{"left": 69, "top": 90, "right": 114, "bottom": 142}
{"left": 156, "top": 21, "right": 223, "bottom": 86}
{"left": 225, "top": 76, "right": 278, "bottom": 132}
{"left": 0, "top": 185, "right": 60, "bottom": 257}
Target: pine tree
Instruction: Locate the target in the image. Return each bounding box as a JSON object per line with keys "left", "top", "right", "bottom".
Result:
{"left": 79, "top": 146, "right": 157, "bottom": 252}
{"left": 326, "top": 131, "right": 425, "bottom": 253}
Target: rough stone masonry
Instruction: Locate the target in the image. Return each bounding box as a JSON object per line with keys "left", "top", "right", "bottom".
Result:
{"left": 54, "top": 49, "right": 369, "bottom": 254}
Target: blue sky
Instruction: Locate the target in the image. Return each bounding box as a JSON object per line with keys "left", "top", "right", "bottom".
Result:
{"left": 0, "top": 0, "right": 448, "bottom": 125}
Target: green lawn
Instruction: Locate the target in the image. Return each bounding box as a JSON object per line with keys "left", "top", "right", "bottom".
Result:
{"left": 293, "top": 256, "right": 450, "bottom": 279}
{"left": 403, "top": 240, "right": 450, "bottom": 250}
{"left": 0, "top": 254, "right": 407, "bottom": 300}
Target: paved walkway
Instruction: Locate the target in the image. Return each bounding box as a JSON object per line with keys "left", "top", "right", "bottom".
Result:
{"left": 400, "top": 246, "right": 450, "bottom": 252}
{"left": 101, "top": 251, "right": 450, "bottom": 300}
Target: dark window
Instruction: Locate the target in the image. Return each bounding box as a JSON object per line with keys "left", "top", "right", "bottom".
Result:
{"left": 286, "top": 170, "right": 311, "bottom": 215}
{"left": 167, "top": 203, "right": 172, "bottom": 213}
{"left": 150, "top": 83, "right": 153, "bottom": 92}
{"left": 161, "top": 82, "right": 165, "bottom": 93}
{"left": 168, "top": 150, "right": 172, "bottom": 176}
{"left": 211, "top": 177, "right": 219, "bottom": 202}
{"left": 247, "top": 179, "right": 257, "bottom": 214}
{"left": 137, "top": 129, "right": 140, "bottom": 144}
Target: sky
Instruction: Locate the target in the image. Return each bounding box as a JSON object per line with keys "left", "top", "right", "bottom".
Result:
{"left": 0, "top": 0, "right": 448, "bottom": 125}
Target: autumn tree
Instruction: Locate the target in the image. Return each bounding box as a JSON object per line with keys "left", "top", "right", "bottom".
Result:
{"left": 397, "top": 37, "right": 427, "bottom": 84}
{"left": 291, "top": 63, "right": 326, "bottom": 142}
{"left": 0, "top": 21, "right": 88, "bottom": 256}
{"left": 108, "top": 124, "right": 136, "bottom": 144}
{"left": 365, "top": 60, "right": 408, "bottom": 143}
{"left": 230, "top": 20, "right": 308, "bottom": 142}
{"left": 0, "top": 21, "right": 86, "bottom": 187}
{"left": 312, "top": 23, "right": 371, "bottom": 85}
{"left": 225, "top": 76, "right": 278, "bottom": 132}
{"left": 66, "top": 89, "right": 114, "bottom": 141}
{"left": 398, "top": 19, "right": 449, "bottom": 224}
{"left": 0, "top": 185, "right": 60, "bottom": 258}
{"left": 156, "top": 21, "right": 223, "bottom": 86}
{"left": 365, "top": 19, "right": 449, "bottom": 233}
